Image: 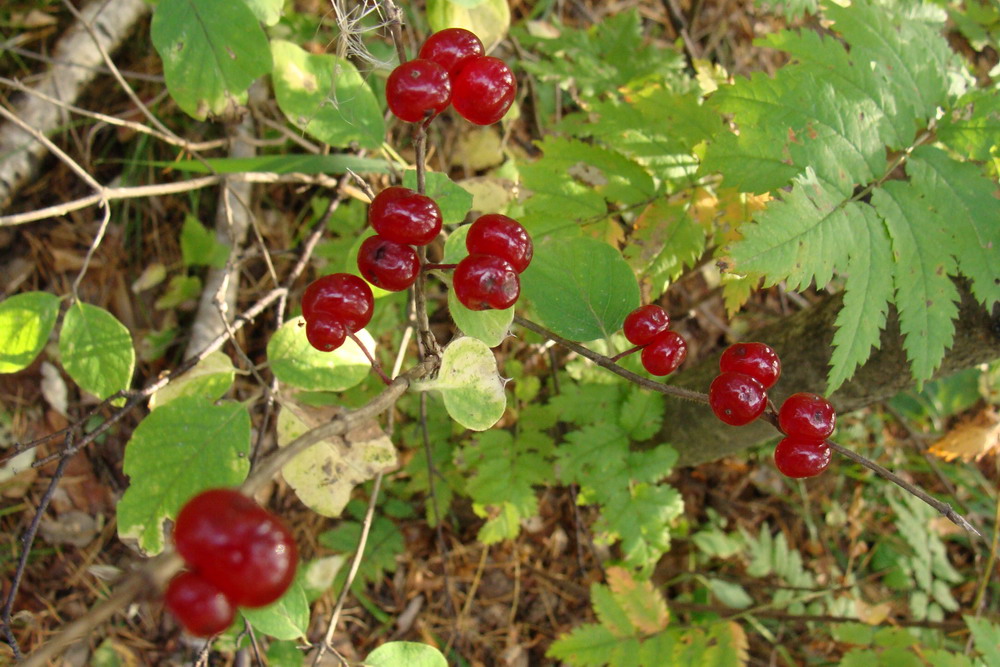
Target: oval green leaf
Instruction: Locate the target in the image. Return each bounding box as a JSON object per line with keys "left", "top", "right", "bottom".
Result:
{"left": 59, "top": 302, "right": 135, "bottom": 400}
{"left": 267, "top": 317, "right": 373, "bottom": 391}
{"left": 241, "top": 579, "right": 309, "bottom": 641}
{"left": 0, "top": 291, "right": 60, "bottom": 373}
{"left": 271, "top": 40, "right": 384, "bottom": 149}
{"left": 151, "top": 0, "right": 272, "bottom": 120}
{"left": 117, "top": 396, "right": 251, "bottom": 554}
{"left": 521, "top": 237, "right": 639, "bottom": 342}
{"left": 418, "top": 337, "right": 506, "bottom": 431}
{"left": 366, "top": 642, "right": 448, "bottom": 667}
{"left": 147, "top": 350, "right": 235, "bottom": 410}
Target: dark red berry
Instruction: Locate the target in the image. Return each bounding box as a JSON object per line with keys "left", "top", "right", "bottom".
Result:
{"left": 368, "top": 186, "right": 442, "bottom": 247}
{"left": 641, "top": 330, "right": 687, "bottom": 376}
{"left": 173, "top": 489, "right": 298, "bottom": 608}
{"left": 357, "top": 235, "right": 420, "bottom": 292}
{"left": 719, "top": 342, "right": 781, "bottom": 389}
{"left": 453, "top": 254, "right": 520, "bottom": 310}
{"left": 418, "top": 28, "right": 485, "bottom": 78}
{"left": 386, "top": 59, "right": 452, "bottom": 123}
{"left": 465, "top": 214, "right": 533, "bottom": 273}
{"left": 302, "top": 273, "right": 374, "bottom": 333}
{"left": 165, "top": 571, "right": 235, "bottom": 637}
{"left": 305, "top": 315, "right": 347, "bottom": 352}
{"left": 709, "top": 372, "right": 767, "bottom": 426}
{"left": 774, "top": 437, "right": 832, "bottom": 478}
{"left": 778, "top": 392, "right": 836, "bottom": 441}
{"left": 452, "top": 56, "right": 516, "bottom": 125}
{"left": 623, "top": 305, "right": 671, "bottom": 347}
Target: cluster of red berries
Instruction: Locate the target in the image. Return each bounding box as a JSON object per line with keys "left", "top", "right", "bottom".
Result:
{"left": 301, "top": 273, "right": 374, "bottom": 353}
{"left": 707, "top": 343, "right": 836, "bottom": 478}
{"left": 620, "top": 304, "right": 687, "bottom": 376}
{"left": 387, "top": 28, "right": 516, "bottom": 126}
{"left": 165, "top": 489, "right": 298, "bottom": 637}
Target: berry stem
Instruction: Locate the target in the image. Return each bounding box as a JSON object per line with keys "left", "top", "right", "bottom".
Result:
{"left": 610, "top": 345, "right": 643, "bottom": 362}
{"left": 423, "top": 263, "right": 458, "bottom": 271}
{"left": 348, "top": 332, "right": 392, "bottom": 386}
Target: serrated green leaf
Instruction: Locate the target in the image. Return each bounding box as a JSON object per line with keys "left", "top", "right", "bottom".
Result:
{"left": 402, "top": 170, "right": 473, "bottom": 225}
{"left": 591, "top": 584, "right": 635, "bottom": 637}
{"left": 547, "top": 622, "right": 636, "bottom": 667}
{"left": 241, "top": 580, "right": 309, "bottom": 640}
{"left": 619, "top": 387, "right": 664, "bottom": 440}
{"left": 827, "top": 206, "right": 893, "bottom": 393}
{"left": 426, "top": 0, "right": 510, "bottom": 51}
{"left": 151, "top": 0, "right": 271, "bottom": 120}
{"left": 606, "top": 567, "right": 670, "bottom": 635}
{"left": 965, "top": 615, "right": 1000, "bottom": 665}
{"left": 600, "top": 484, "right": 681, "bottom": 570}
{"left": 318, "top": 516, "right": 403, "bottom": 586}
{"left": 548, "top": 384, "right": 623, "bottom": 427}
{"left": 366, "top": 642, "right": 448, "bottom": 667}
{"left": 148, "top": 350, "right": 235, "bottom": 409}
{"left": 117, "top": 397, "right": 250, "bottom": 553}
{"left": 0, "top": 291, "right": 60, "bottom": 373}
{"left": 623, "top": 447, "right": 677, "bottom": 486}
{"left": 181, "top": 215, "right": 229, "bottom": 268}
{"left": 271, "top": 41, "right": 383, "bottom": 150}
{"left": 417, "top": 336, "right": 506, "bottom": 431}
{"left": 267, "top": 317, "right": 373, "bottom": 391}
{"left": 707, "top": 578, "right": 753, "bottom": 609}
{"left": 831, "top": 622, "right": 877, "bottom": 645}
{"left": 625, "top": 199, "right": 707, "bottom": 296}
{"left": 475, "top": 501, "right": 522, "bottom": 544}
{"left": 938, "top": 87, "right": 1000, "bottom": 161}
{"left": 522, "top": 237, "right": 640, "bottom": 342}
{"left": 876, "top": 182, "right": 959, "bottom": 386}
{"left": 59, "top": 302, "right": 134, "bottom": 400}
{"left": 558, "top": 423, "right": 629, "bottom": 488}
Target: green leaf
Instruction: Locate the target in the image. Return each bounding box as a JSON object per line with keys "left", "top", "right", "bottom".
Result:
{"left": 557, "top": 423, "right": 629, "bottom": 489}
{"left": 160, "top": 154, "right": 390, "bottom": 175}
{"left": 425, "top": 0, "right": 510, "bottom": 51}
{"left": 403, "top": 170, "right": 473, "bottom": 225}
{"left": 271, "top": 40, "right": 383, "bottom": 150}
{"left": 147, "top": 350, "right": 235, "bottom": 409}
{"left": 522, "top": 237, "right": 640, "bottom": 342}
{"left": 624, "top": 199, "right": 707, "bottom": 296}
{"left": 623, "top": 447, "right": 677, "bottom": 486}
{"left": 180, "top": 215, "right": 229, "bottom": 268}
{"left": 591, "top": 584, "right": 634, "bottom": 637}
{"left": 0, "top": 292, "right": 59, "bottom": 373}
{"left": 241, "top": 580, "right": 309, "bottom": 640}
{"left": 59, "top": 302, "right": 134, "bottom": 400}
{"left": 154, "top": 274, "right": 202, "bottom": 310}
{"left": 606, "top": 567, "right": 670, "bottom": 635}
{"left": 242, "top": 0, "right": 282, "bottom": 26}
{"left": 938, "top": 87, "right": 1000, "bottom": 161}
{"left": 619, "top": 387, "right": 664, "bottom": 440}
{"left": 151, "top": 0, "right": 272, "bottom": 120}
{"left": 965, "top": 615, "right": 1000, "bottom": 666}
{"left": 416, "top": 337, "right": 506, "bottom": 431}
{"left": 267, "top": 317, "right": 374, "bottom": 391}
{"left": 600, "top": 483, "right": 682, "bottom": 570}
{"left": 707, "top": 578, "right": 753, "bottom": 609}
{"left": 117, "top": 397, "right": 250, "bottom": 554}
{"left": 264, "top": 640, "right": 304, "bottom": 667}
{"left": 548, "top": 384, "right": 623, "bottom": 426}
{"left": 318, "top": 515, "right": 404, "bottom": 586}
{"left": 547, "top": 622, "right": 638, "bottom": 667}
{"left": 366, "top": 642, "right": 448, "bottom": 667}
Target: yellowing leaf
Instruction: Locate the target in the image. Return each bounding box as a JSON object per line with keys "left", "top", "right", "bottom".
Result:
{"left": 928, "top": 410, "right": 1000, "bottom": 462}
{"left": 854, "top": 598, "right": 892, "bottom": 625}
{"left": 606, "top": 566, "right": 669, "bottom": 634}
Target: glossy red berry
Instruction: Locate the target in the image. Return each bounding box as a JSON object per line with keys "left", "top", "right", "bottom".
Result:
{"left": 452, "top": 56, "right": 516, "bottom": 125}
{"left": 368, "top": 186, "right": 442, "bottom": 247}
{"left": 623, "top": 305, "right": 671, "bottom": 347}
{"left": 385, "top": 59, "right": 452, "bottom": 123}
{"left": 357, "top": 235, "right": 420, "bottom": 292}
{"left": 709, "top": 372, "right": 767, "bottom": 426}
{"left": 165, "top": 571, "right": 235, "bottom": 637}
{"left": 418, "top": 28, "right": 485, "bottom": 77}
{"left": 465, "top": 214, "right": 533, "bottom": 273}
{"left": 719, "top": 342, "right": 781, "bottom": 389}
{"left": 640, "top": 330, "right": 687, "bottom": 376}
{"left": 305, "top": 314, "right": 347, "bottom": 352}
{"left": 453, "top": 254, "right": 520, "bottom": 310}
{"left": 302, "top": 273, "right": 374, "bottom": 333}
{"left": 778, "top": 392, "right": 836, "bottom": 441}
{"left": 173, "top": 489, "right": 298, "bottom": 609}
{"left": 774, "top": 437, "right": 832, "bottom": 478}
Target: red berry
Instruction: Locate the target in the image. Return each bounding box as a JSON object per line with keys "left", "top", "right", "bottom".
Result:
{"left": 165, "top": 571, "right": 235, "bottom": 637}
{"left": 778, "top": 392, "right": 836, "bottom": 441}
{"left": 418, "top": 28, "right": 485, "bottom": 78}
{"left": 452, "top": 56, "right": 516, "bottom": 125}
{"left": 719, "top": 342, "right": 781, "bottom": 389}
{"left": 641, "top": 330, "right": 687, "bottom": 376}
{"left": 173, "top": 489, "right": 298, "bottom": 609}
{"left": 465, "top": 214, "right": 533, "bottom": 273}
{"left": 357, "top": 235, "right": 420, "bottom": 292}
{"left": 385, "top": 59, "right": 452, "bottom": 123}
{"left": 774, "top": 437, "right": 832, "bottom": 478}
{"left": 623, "top": 305, "right": 671, "bottom": 347}
{"left": 368, "top": 186, "right": 442, "bottom": 247}
{"left": 305, "top": 315, "right": 347, "bottom": 352}
{"left": 453, "top": 254, "right": 520, "bottom": 310}
{"left": 302, "top": 273, "right": 373, "bottom": 333}
{"left": 709, "top": 372, "right": 767, "bottom": 426}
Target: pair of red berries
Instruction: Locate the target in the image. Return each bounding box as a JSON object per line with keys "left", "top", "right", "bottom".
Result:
{"left": 359, "top": 186, "right": 442, "bottom": 292}
{"left": 387, "top": 28, "right": 516, "bottom": 126}
{"left": 165, "top": 489, "right": 298, "bottom": 637}
{"left": 453, "top": 214, "right": 532, "bottom": 311}
{"left": 621, "top": 304, "right": 687, "bottom": 376}
{"left": 301, "top": 273, "right": 374, "bottom": 352}
{"left": 707, "top": 343, "right": 835, "bottom": 478}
